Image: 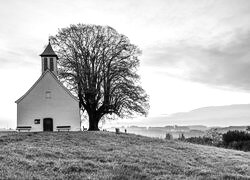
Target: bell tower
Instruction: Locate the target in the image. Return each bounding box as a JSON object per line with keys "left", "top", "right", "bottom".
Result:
{"left": 40, "top": 40, "right": 58, "bottom": 76}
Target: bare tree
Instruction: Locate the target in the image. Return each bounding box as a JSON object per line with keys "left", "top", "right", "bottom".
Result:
{"left": 50, "top": 24, "right": 149, "bottom": 130}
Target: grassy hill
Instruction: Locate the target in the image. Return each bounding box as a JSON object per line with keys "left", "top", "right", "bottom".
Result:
{"left": 0, "top": 131, "right": 249, "bottom": 179}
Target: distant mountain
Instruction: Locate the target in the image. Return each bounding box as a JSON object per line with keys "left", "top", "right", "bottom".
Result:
{"left": 210, "top": 126, "right": 248, "bottom": 134}
{"left": 165, "top": 104, "right": 250, "bottom": 126}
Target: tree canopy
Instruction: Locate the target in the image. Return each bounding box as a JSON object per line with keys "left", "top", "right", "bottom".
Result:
{"left": 51, "top": 24, "right": 149, "bottom": 130}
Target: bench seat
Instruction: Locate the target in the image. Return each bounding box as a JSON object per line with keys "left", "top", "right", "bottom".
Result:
{"left": 16, "top": 126, "right": 32, "bottom": 132}
{"left": 56, "top": 126, "right": 71, "bottom": 131}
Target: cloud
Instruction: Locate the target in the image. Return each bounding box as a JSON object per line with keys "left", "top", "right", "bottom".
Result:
{"left": 0, "top": 48, "right": 38, "bottom": 68}
{"left": 142, "top": 29, "right": 250, "bottom": 91}
{"left": 0, "top": 37, "right": 43, "bottom": 69}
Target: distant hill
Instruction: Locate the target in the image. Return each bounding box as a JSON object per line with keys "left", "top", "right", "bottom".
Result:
{"left": 0, "top": 132, "right": 249, "bottom": 179}
{"left": 108, "top": 125, "right": 248, "bottom": 139}
{"left": 135, "top": 104, "right": 250, "bottom": 127}
{"left": 210, "top": 126, "right": 248, "bottom": 134}
{"left": 166, "top": 104, "right": 250, "bottom": 126}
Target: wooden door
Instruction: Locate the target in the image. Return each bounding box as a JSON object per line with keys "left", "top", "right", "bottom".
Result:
{"left": 43, "top": 118, "right": 53, "bottom": 131}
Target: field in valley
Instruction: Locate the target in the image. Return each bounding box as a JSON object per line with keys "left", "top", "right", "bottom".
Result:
{"left": 0, "top": 131, "right": 249, "bottom": 179}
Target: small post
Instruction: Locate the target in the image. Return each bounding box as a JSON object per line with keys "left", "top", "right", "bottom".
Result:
{"left": 115, "top": 128, "right": 120, "bottom": 134}
{"left": 165, "top": 133, "right": 173, "bottom": 140}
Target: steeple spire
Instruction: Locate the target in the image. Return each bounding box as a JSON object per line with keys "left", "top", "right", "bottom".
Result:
{"left": 40, "top": 40, "right": 58, "bottom": 58}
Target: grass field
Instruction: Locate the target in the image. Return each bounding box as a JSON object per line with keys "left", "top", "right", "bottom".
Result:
{"left": 0, "top": 131, "right": 249, "bottom": 179}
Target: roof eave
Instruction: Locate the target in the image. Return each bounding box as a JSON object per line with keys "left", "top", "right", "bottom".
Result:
{"left": 40, "top": 54, "right": 58, "bottom": 59}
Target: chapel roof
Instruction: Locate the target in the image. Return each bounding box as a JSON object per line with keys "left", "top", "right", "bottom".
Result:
{"left": 40, "top": 41, "right": 58, "bottom": 58}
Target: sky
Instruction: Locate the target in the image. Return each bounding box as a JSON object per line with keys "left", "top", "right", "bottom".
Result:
{"left": 1, "top": 0, "right": 250, "bottom": 128}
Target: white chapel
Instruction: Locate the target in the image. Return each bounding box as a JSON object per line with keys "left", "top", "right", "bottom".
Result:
{"left": 15, "top": 41, "right": 81, "bottom": 131}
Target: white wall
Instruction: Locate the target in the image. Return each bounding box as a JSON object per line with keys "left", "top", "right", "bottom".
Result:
{"left": 16, "top": 71, "right": 80, "bottom": 131}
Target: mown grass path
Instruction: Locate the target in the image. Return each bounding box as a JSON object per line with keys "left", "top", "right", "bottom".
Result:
{"left": 0, "top": 131, "right": 249, "bottom": 179}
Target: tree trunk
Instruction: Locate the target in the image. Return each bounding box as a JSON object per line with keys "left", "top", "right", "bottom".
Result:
{"left": 88, "top": 112, "right": 100, "bottom": 131}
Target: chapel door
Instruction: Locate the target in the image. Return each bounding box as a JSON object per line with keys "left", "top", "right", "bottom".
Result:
{"left": 43, "top": 118, "right": 53, "bottom": 131}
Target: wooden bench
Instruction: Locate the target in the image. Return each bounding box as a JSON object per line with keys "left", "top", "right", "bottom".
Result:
{"left": 16, "top": 126, "right": 32, "bottom": 132}
{"left": 56, "top": 126, "right": 71, "bottom": 131}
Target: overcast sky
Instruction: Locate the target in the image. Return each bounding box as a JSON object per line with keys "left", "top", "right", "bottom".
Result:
{"left": 1, "top": 0, "right": 250, "bottom": 128}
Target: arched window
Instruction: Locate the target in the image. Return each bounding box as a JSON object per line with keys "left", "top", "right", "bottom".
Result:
{"left": 44, "top": 58, "right": 48, "bottom": 71}
{"left": 50, "top": 58, "right": 54, "bottom": 71}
